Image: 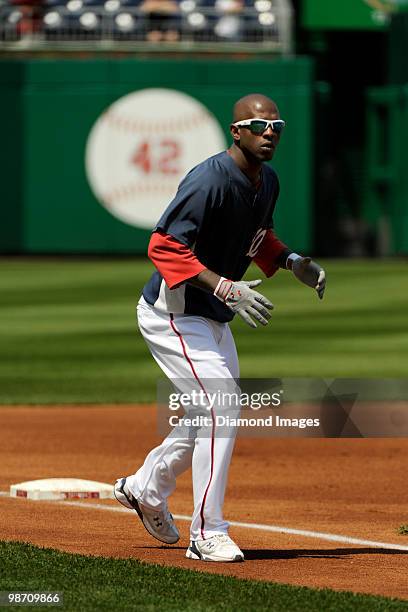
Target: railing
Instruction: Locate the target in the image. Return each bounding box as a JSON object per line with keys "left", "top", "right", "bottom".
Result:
{"left": 0, "top": 0, "right": 293, "bottom": 52}
{"left": 364, "top": 85, "right": 408, "bottom": 254}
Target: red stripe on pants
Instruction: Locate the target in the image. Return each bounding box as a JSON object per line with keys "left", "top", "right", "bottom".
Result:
{"left": 169, "top": 314, "right": 215, "bottom": 540}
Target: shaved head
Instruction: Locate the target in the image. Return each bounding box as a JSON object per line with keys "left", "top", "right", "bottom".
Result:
{"left": 233, "top": 93, "right": 279, "bottom": 122}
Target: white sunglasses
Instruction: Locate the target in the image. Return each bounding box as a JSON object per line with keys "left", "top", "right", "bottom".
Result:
{"left": 233, "top": 118, "right": 286, "bottom": 135}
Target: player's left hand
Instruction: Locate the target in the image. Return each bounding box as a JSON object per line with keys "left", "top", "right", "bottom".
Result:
{"left": 292, "top": 257, "right": 326, "bottom": 299}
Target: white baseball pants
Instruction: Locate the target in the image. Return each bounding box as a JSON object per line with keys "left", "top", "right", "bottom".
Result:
{"left": 126, "top": 296, "right": 240, "bottom": 541}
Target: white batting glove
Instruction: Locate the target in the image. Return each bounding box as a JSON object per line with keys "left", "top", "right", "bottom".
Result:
{"left": 214, "top": 277, "right": 274, "bottom": 328}
{"left": 291, "top": 256, "right": 326, "bottom": 300}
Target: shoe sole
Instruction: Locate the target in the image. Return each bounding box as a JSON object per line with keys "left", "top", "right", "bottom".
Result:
{"left": 114, "top": 478, "right": 179, "bottom": 545}
{"left": 186, "top": 545, "right": 244, "bottom": 563}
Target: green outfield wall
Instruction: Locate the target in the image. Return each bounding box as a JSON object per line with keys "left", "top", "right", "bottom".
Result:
{"left": 364, "top": 84, "right": 408, "bottom": 254}
{"left": 0, "top": 58, "right": 313, "bottom": 254}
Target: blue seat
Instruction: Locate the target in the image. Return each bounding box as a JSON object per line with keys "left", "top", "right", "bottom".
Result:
{"left": 44, "top": 0, "right": 66, "bottom": 8}
{"left": 212, "top": 13, "right": 243, "bottom": 41}
{"left": 119, "top": 0, "right": 142, "bottom": 8}
{"left": 83, "top": 0, "right": 105, "bottom": 8}
{"left": 243, "top": 13, "right": 277, "bottom": 42}
{"left": 73, "top": 9, "right": 103, "bottom": 38}
{"left": 112, "top": 10, "right": 145, "bottom": 38}
{"left": 43, "top": 10, "right": 71, "bottom": 38}
{"left": 182, "top": 10, "right": 215, "bottom": 41}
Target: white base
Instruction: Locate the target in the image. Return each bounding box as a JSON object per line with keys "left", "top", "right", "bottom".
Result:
{"left": 10, "top": 478, "right": 114, "bottom": 501}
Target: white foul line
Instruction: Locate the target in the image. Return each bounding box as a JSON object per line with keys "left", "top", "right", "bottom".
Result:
{"left": 2, "top": 492, "right": 407, "bottom": 552}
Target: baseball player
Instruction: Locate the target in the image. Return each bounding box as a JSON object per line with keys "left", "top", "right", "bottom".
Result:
{"left": 114, "top": 93, "right": 326, "bottom": 562}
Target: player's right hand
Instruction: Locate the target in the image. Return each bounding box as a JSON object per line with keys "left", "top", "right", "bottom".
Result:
{"left": 214, "top": 278, "right": 274, "bottom": 328}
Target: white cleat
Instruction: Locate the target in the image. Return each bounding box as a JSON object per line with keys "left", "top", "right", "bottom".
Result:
{"left": 186, "top": 534, "right": 244, "bottom": 562}
{"left": 114, "top": 477, "right": 179, "bottom": 545}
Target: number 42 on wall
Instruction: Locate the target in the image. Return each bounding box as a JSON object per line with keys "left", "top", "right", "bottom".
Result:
{"left": 131, "top": 140, "right": 181, "bottom": 174}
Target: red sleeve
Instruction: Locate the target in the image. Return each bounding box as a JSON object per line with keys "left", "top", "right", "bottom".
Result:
{"left": 148, "top": 230, "right": 206, "bottom": 289}
{"left": 253, "top": 229, "right": 289, "bottom": 277}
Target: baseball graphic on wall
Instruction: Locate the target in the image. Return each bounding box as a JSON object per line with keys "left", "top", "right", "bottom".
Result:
{"left": 85, "top": 88, "right": 227, "bottom": 229}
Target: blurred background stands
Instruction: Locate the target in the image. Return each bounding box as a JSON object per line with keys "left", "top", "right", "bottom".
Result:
{"left": 0, "top": 0, "right": 293, "bottom": 50}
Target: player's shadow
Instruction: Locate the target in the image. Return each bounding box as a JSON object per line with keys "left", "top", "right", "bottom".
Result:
{"left": 134, "top": 546, "right": 407, "bottom": 559}
{"left": 243, "top": 547, "right": 408, "bottom": 560}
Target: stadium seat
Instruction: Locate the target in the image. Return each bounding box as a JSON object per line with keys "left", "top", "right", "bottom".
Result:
{"left": 1, "top": 0, "right": 288, "bottom": 44}
{"left": 113, "top": 10, "right": 145, "bottom": 38}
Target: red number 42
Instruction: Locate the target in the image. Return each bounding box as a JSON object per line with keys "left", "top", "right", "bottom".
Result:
{"left": 131, "top": 140, "right": 181, "bottom": 175}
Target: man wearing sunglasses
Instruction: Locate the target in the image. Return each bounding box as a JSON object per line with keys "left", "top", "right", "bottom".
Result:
{"left": 114, "top": 93, "right": 326, "bottom": 563}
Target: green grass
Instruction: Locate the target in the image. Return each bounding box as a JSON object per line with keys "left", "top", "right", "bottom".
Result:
{"left": 0, "top": 542, "right": 406, "bottom": 612}
{"left": 0, "top": 258, "right": 407, "bottom": 403}
{"left": 397, "top": 525, "right": 408, "bottom": 535}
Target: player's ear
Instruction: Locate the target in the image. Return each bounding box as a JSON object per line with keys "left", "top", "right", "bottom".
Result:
{"left": 230, "top": 123, "right": 240, "bottom": 142}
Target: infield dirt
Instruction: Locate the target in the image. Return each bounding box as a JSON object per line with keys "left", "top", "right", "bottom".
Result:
{"left": 0, "top": 405, "right": 407, "bottom": 600}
